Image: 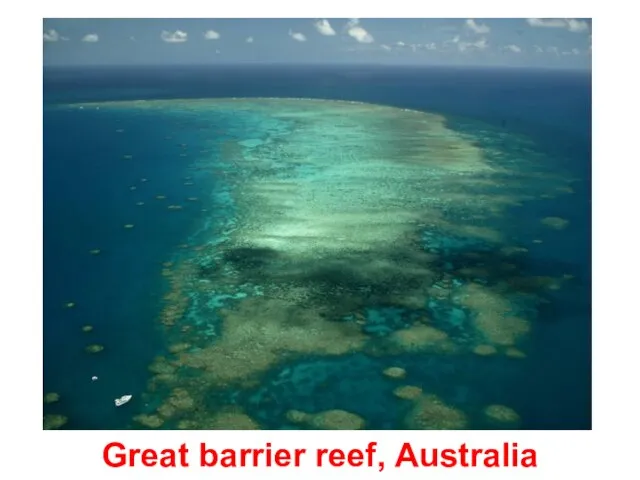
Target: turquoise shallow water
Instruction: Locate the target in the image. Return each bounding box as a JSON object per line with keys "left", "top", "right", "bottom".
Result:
{"left": 43, "top": 67, "right": 591, "bottom": 430}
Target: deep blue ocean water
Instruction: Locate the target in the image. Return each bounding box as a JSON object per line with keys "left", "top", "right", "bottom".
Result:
{"left": 43, "top": 65, "right": 591, "bottom": 430}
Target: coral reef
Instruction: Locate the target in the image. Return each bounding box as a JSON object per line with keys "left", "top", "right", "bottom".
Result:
{"left": 133, "top": 414, "right": 164, "bottom": 428}
{"left": 159, "top": 263, "right": 194, "bottom": 327}
{"left": 388, "top": 324, "right": 457, "bottom": 354}
{"left": 393, "top": 385, "right": 423, "bottom": 400}
{"left": 383, "top": 367, "right": 407, "bottom": 379}
{"left": 541, "top": 217, "right": 569, "bottom": 230}
{"left": 483, "top": 405, "right": 521, "bottom": 427}
{"left": 148, "top": 356, "right": 178, "bottom": 375}
{"left": 286, "top": 409, "right": 366, "bottom": 430}
{"left": 505, "top": 347, "right": 526, "bottom": 359}
{"left": 82, "top": 98, "right": 572, "bottom": 430}
{"left": 403, "top": 394, "right": 467, "bottom": 429}
{"left": 207, "top": 409, "right": 261, "bottom": 429}
{"left": 168, "top": 343, "right": 190, "bottom": 354}
{"left": 500, "top": 246, "right": 528, "bottom": 256}
{"left": 85, "top": 344, "right": 104, "bottom": 354}
{"left": 43, "top": 414, "right": 68, "bottom": 430}
{"left": 165, "top": 388, "right": 195, "bottom": 411}
{"left": 473, "top": 345, "right": 498, "bottom": 356}
{"left": 43, "top": 392, "right": 60, "bottom": 404}
{"left": 457, "top": 283, "right": 530, "bottom": 346}
{"left": 176, "top": 297, "right": 369, "bottom": 386}
{"left": 177, "top": 420, "right": 198, "bottom": 429}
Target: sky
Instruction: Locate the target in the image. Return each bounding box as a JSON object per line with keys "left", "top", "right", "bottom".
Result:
{"left": 42, "top": 18, "right": 592, "bottom": 69}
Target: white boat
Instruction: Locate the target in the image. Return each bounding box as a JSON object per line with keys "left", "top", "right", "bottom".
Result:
{"left": 114, "top": 395, "right": 133, "bottom": 407}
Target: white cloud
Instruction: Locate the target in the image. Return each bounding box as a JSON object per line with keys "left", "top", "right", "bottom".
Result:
{"left": 246, "top": 36, "right": 254, "bottom": 43}
{"left": 346, "top": 19, "right": 374, "bottom": 43}
{"left": 313, "top": 19, "right": 336, "bottom": 36}
{"left": 204, "top": 30, "right": 220, "bottom": 40}
{"left": 450, "top": 35, "right": 460, "bottom": 44}
{"left": 161, "top": 30, "right": 187, "bottom": 43}
{"left": 465, "top": 19, "right": 491, "bottom": 34}
{"left": 442, "top": 35, "right": 460, "bottom": 49}
{"left": 527, "top": 18, "right": 566, "bottom": 28}
{"left": 476, "top": 38, "right": 489, "bottom": 49}
{"left": 566, "top": 19, "right": 589, "bottom": 32}
{"left": 547, "top": 46, "right": 560, "bottom": 56}
{"left": 526, "top": 18, "right": 589, "bottom": 33}
{"left": 458, "top": 37, "right": 488, "bottom": 52}
{"left": 43, "top": 29, "right": 63, "bottom": 42}
{"left": 505, "top": 44, "right": 521, "bottom": 53}
{"left": 129, "top": 36, "right": 136, "bottom": 41}
{"left": 384, "top": 41, "right": 437, "bottom": 53}
{"left": 289, "top": 30, "right": 307, "bottom": 42}
{"left": 572, "top": 48, "right": 580, "bottom": 55}
{"left": 534, "top": 45, "right": 543, "bottom": 53}
{"left": 81, "top": 33, "right": 99, "bottom": 43}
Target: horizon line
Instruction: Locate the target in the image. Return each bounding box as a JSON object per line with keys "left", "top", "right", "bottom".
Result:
{"left": 43, "top": 62, "right": 591, "bottom": 72}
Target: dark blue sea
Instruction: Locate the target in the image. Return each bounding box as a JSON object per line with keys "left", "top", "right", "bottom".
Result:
{"left": 43, "top": 65, "right": 591, "bottom": 430}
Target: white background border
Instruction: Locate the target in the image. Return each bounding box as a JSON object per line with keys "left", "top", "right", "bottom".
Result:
{"left": 3, "top": 0, "right": 638, "bottom": 476}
